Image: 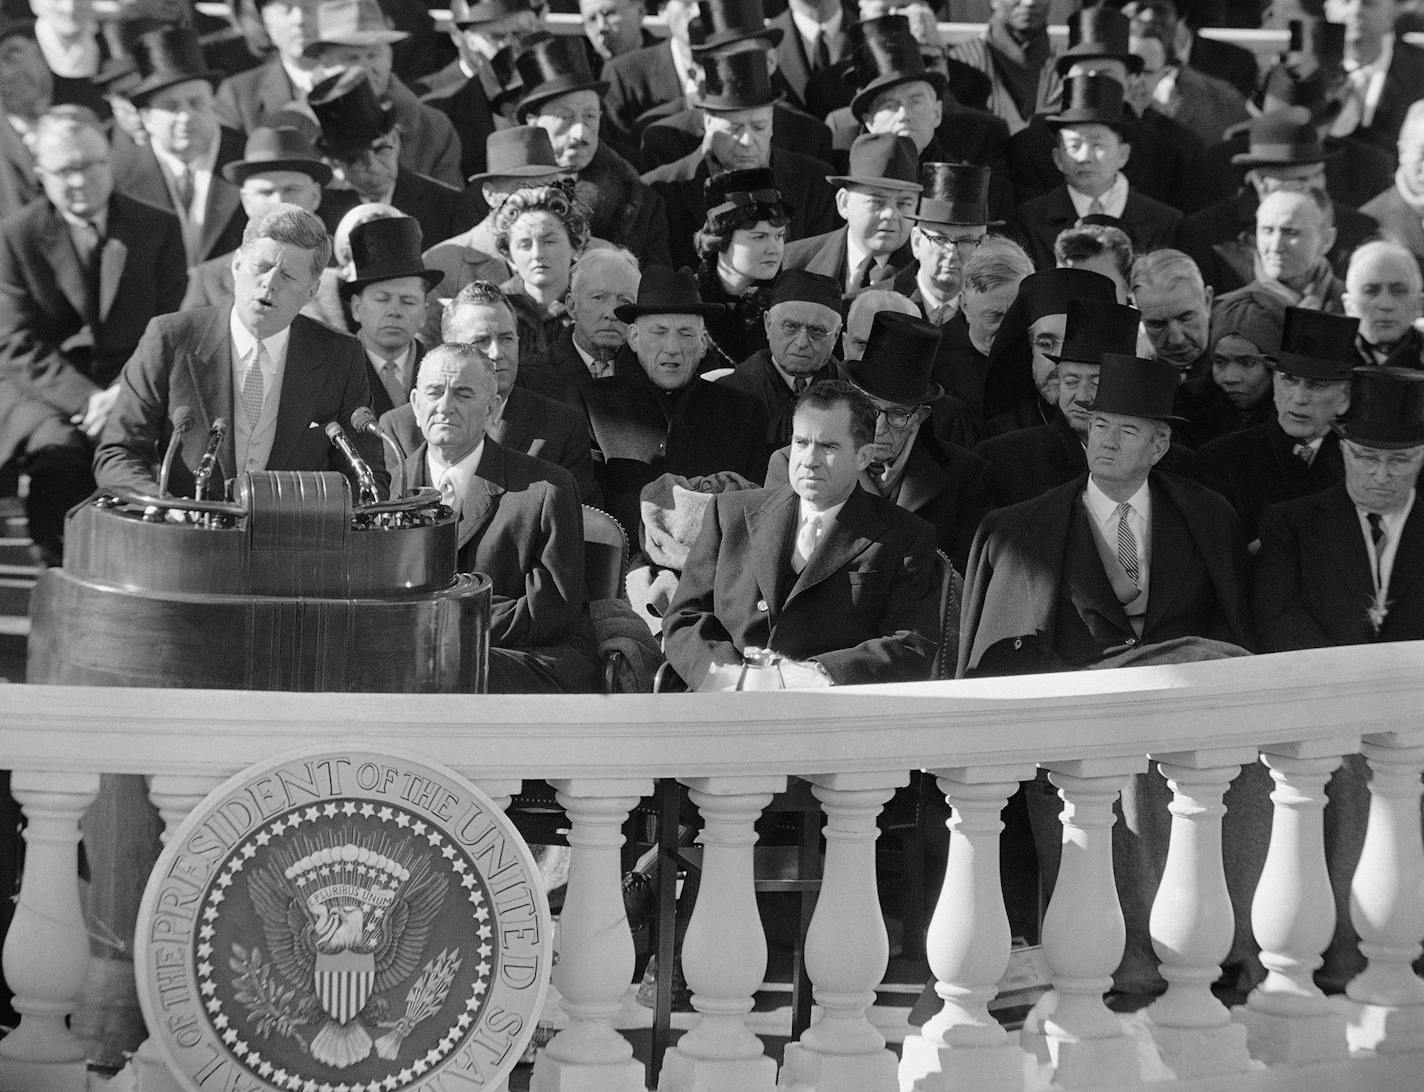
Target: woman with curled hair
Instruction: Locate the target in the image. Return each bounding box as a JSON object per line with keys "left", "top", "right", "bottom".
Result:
{"left": 494, "top": 180, "right": 591, "bottom": 365}
{"left": 694, "top": 167, "right": 792, "bottom": 366}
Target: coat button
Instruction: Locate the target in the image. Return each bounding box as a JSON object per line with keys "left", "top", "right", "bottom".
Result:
{"left": 756, "top": 599, "right": 768, "bottom": 612}
{"left": 1126, "top": 637, "right": 1137, "bottom": 646}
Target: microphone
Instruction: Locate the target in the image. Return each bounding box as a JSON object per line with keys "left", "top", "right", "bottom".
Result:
{"left": 351, "top": 407, "right": 405, "bottom": 498}
{"left": 192, "top": 416, "right": 228, "bottom": 501}
{"left": 325, "top": 420, "right": 380, "bottom": 504}
{"left": 158, "top": 405, "right": 194, "bottom": 498}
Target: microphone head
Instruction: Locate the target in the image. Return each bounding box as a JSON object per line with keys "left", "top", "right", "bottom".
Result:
{"left": 324, "top": 420, "right": 345, "bottom": 440}
{"left": 171, "top": 405, "right": 195, "bottom": 433}
{"left": 211, "top": 416, "right": 230, "bottom": 437}
{"left": 351, "top": 407, "right": 378, "bottom": 433}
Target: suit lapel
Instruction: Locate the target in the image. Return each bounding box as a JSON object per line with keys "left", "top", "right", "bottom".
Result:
{"left": 490, "top": 386, "right": 533, "bottom": 449}
{"left": 748, "top": 486, "right": 800, "bottom": 622}
{"left": 775, "top": 14, "right": 811, "bottom": 103}
{"left": 1063, "top": 494, "right": 1132, "bottom": 631}
{"left": 786, "top": 487, "right": 879, "bottom": 606}
{"left": 97, "top": 200, "right": 129, "bottom": 322}
{"left": 895, "top": 440, "right": 950, "bottom": 513}
{"left": 457, "top": 442, "right": 506, "bottom": 550}
{"left": 1319, "top": 486, "right": 1377, "bottom": 606}
{"left": 185, "top": 308, "right": 237, "bottom": 480}
{"left": 1143, "top": 481, "right": 1190, "bottom": 632}
{"left": 40, "top": 204, "right": 93, "bottom": 323}
{"left": 200, "top": 175, "right": 241, "bottom": 262}
{"left": 268, "top": 317, "right": 327, "bottom": 468}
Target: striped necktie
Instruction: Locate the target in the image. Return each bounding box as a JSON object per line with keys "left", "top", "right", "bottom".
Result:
{"left": 1115, "top": 502, "right": 1140, "bottom": 586}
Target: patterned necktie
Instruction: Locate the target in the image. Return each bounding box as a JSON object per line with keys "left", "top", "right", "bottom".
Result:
{"left": 1293, "top": 442, "right": 1316, "bottom": 466}
{"left": 590, "top": 354, "right": 615, "bottom": 379}
{"left": 930, "top": 301, "right": 954, "bottom": 327}
{"left": 813, "top": 30, "right": 832, "bottom": 71}
{"left": 793, "top": 513, "right": 822, "bottom": 573}
{"left": 792, "top": 375, "right": 809, "bottom": 395}
{"left": 849, "top": 255, "right": 875, "bottom": 293}
{"left": 438, "top": 470, "right": 458, "bottom": 515}
{"left": 1115, "top": 502, "right": 1140, "bottom": 586}
{"left": 174, "top": 167, "right": 194, "bottom": 213}
{"left": 380, "top": 358, "right": 408, "bottom": 406}
{"left": 74, "top": 220, "right": 100, "bottom": 268}
{"left": 241, "top": 342, "right": 266, "bottom": 428}
{"left": 1368, "top": 511, "right": 1386, "bottom": 558}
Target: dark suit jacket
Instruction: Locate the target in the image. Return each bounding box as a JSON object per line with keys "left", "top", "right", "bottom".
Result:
{"left": 404, "top": 437, "right": 599, "bottom": 691}
{"left": 639, "top": 102, "right": 834, "bottom": 173}
{"left": 1013, "top": 184, "right": 1183, "bottom": 272}
{"left": 93, "top": 307, "right": 386, "bottom": 499}
{"left": 214, "top": 56, "right": 301, "bottom": 135}
{"left": 1256, "top": 483, "right": 1424, "bottom": 649}
{"left": 642, "top": 147, "right": 839, "bottom": 270}
{"left": 1187, "top": 34, "right": 1260, "bottom": 100}
{"left": 717, "top": 349, "right": 835, "bottom": 454}
{"left": 112, "top": 126, "right": 247, "bottom": 263}
{"left": 663, "top": 483, "right": 939, "bottom": 685}
{"left": 781, "top": 226, "right": 913, "bottom": 303}
{"left": 573, "top": 369, "right": 769, "bottom": 536}
{"left": 519, "top": 327, "right": 626, "bottom": 403}
{"left": 1194, "top": 421, "right": 1345, "bottom": 546}
{"left": 960, "top": 470, "right": 1251, "bottom": 676}
{"left": 416, "top": 62, "right": 500, "bottom": 182}
{"left": 601, "top": 41, "right": 682, "bottom": 155}
{"left": 770, "top": 9, "right": 853, "bottom": 119}
{"left": 0, "top": 192, "right": 187, "bottom": 465}
{"left": 361, "top": 339, "right": 425, "bottom": 420}
{"left": 1355, "top": 42, "right": 1424, "bottom": 163}
{"left": 1199, "top": 129, "right": 1393, "bottom": 215}
{"left": 318, "top": 168, "right": 463, "bottom": 255}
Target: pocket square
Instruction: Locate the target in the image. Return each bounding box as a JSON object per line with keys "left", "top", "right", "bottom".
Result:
{"left": 307, "top": 421, "right": 320, "bottom": 429}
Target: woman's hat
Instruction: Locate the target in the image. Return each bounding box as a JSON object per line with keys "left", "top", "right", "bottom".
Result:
{"left": 1335, "top": 367, "right": 1424, "bottom": 449}
{"left": 703, "top": 166, "right": 790, "bottom": 221}
{"left": 1046, "top": 298, "right": 1142, "bottom": 366}
{"left": 692, "top": 48, "right": 782, "bottom": 111}
{"left": 1088, "top": 354, "right": 1188, "bottom": 423}
{"left": 848, "top": 15, "right": 947, "bottom": 123}
{"left": 223, "top": 125, "right": 333, "bottom": 186}
{"left": 614, "top": 266, "right": 727, "bottom": 321}
{"left": 514, "top": 36, "right": 609, "bottom": 121}
{"left": 127, "top": 24, "right": 221, "bottom": 106}
{"left": 691, "top": 0, "right": 783, "bottom": 53}
{"left": 1208, "top": 287, "right": 1287, "bottom": 362}
{"left": 905, "top": 162, "right": 1000, "bottom": 227}
{"left": 467, "top": 125, "right": 563, "bottom": 184}
{"left": 826, "top": 132, "right": 922, "bottom": 192}
{"left": 309, "top": 67, "right": 395, "bottom": 157}
{"left": 847, "top": 311, "right": 944, "bottom": 404}
{"left": 1273, "top": 306, "right": 1358, "bottom": 380}
{"left": 340, "top": 216, "right": 445, "bottom": 300}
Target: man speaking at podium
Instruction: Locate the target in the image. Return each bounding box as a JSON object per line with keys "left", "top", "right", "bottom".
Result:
{"left": 95, "top": 204, "right": 387, "bottom": 499}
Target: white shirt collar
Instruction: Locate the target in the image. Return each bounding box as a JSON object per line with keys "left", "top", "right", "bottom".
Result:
{"left": 1084, "top": 474, "right": 1151, "bottom": 529}
{"left": 229, "top": 305, "right": 293, "bottom": 368}
{"left": 1067, "top": 172, "right": 1129, "bottom": 219}
{"left": 791, "top": 6, "right": 841, "bottom": 50}
{"left": 34, "top": 20, "right": 99, "bottom": 78}
{"left": 151, "top": 134, "right": 218, "bottom": 184}
{"left": 428, "top": 437, "right": 486, "bottom": 500}
{"left": 280, "top": 55, "right": 318, "bottom": 96}
{"left": 799, "top": 494, "right": 846, "bottom": 529}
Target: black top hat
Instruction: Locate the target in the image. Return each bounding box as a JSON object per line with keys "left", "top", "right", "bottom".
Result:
{"left": 1055, "top": 6, "right": 1143, "bottom": 78}
{"left": 223, "top": 126, "right": 333, "bottom": 186}
{"left": 1256, "top": 65, "right": 1344, "bottom": 128}
{"left": 467, "top": 125, "right": 562, "bottom": 184}
{"left": 1335, "top": 367, "right": 1424, "bottom": 449}
{"left": 1275, "top": 307, "right": 1359, "bottom": 380}
{"left": 127, "top": 24, "right": 221, "bottom": 105}
{"left": 848, "top": 15, "right": 947, "bottom": 122}
{"left": 769, "top": 268, "right": 840, "bottom": 313}
{"left": 1046, "top": 73, "right": 1129, "bottom": 133}
{"left": 1047, "top": 299, "right": 1142, "bottom": 366}
{"left": 488, "top": 37, "right": 533, "bottom": 117}
{"left": 827, "top": 132, "right": 922, "bottom": 192}
{"left": 847, "top": 311, "right": 944, "bottom": 404}
{"left": 1088, "top": 354, "right": 1188, "bottom": 423}
{"left": 692, "top": 0, "right": 782, "bottom": 53}
{"left": 1231, "top": 107, "right": 1337, "bottom": 167}
{"left": 905, "top": 162, "right": 999, "bottom": 227}
{"left": 451, "top": 0, "right": 532, "bottom": 28}
{"left": 693, "top": 48, "right": 782, "bottom": 111}
{"left": 514, "top": 36, "right": 609, "bottom": 122}
{"left": 341, "top": 216, "right": 445, "bottom": 299}
{"left": 1016, "top": 267, "right": 1118, "bottom": 327}
{"left": 614, "top": 266, "right": 726, "bottom": 321}
{"left": 309, "top": 67, "right": 395, "bottom": 156}
{"left": 703, "top": 167, "right": 790, "bottom": 222}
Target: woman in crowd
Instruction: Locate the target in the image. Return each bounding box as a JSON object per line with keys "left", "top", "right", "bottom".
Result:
{"left": 494, "top": 181, "right": 590, "bottom": 365}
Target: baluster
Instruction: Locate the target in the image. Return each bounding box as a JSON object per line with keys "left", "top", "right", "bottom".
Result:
{"left": 1234, "top": 743, "right": 1352, "bottom": 1064}
{"left": 1141, "top": 751, "right": 1256, "bottom": 1077}
{"left": 532, "top": 777, "right": 650, "bottom": 1092}
{"left": 0, "top": 769, "right": 100, "bottom": 1092}
{"left": 471, "top": 778, "right": 522, "bottom": 814}
{"left": 1037, "top": 758, "right": 1147, "bottom": 1089}
{"left": 780, "top": 771, "right": 906, "bottom": 1092}
{"left": 900, "top": 764, "right": 1034, "bottom": 1092}
{"left": 659, "top": 774, "right": 784, "bottom": 1092}
{"left": 1346, "top": 733, "right": 1424, "bottom": 1053}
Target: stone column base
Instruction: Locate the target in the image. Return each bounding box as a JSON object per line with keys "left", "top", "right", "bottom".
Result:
{"left": 1045, "top": 1030, "right": 1141, "bottom": 1089}
{"left": 658, "top": 1048, "right": 777, "bottom": 1092}
{"left": 1233, "top": 1004, "right": 1349, "bottom": 1065}
{"left": 0, "top": 1057, "right": 88, "bottom": 1092}
{"left": 532, "top": 1054, "right": 646, "bottom": 1092}
{"left": 777, "top": 1041, "right": 896, "bottom": 1091}
{"left": 1347, "top": 1000, "right": 1424, "bottom": 1054}
{"left": 897, "top": 1036, "right": 1025, "bottom": 1091}
{"left": 1144, "top": 1018, "right": 1256, "bottom": 1078}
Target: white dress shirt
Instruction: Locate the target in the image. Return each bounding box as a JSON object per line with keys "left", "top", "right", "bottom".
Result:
{"left": 1084, "top": 474, "right": 1152, "bottom": 601}
{"left": 152, "top": 137, "right": 219, "bottom": 262}
{"left": 795, "top": 495, "right": 845, "bottom": 568}
{"left": 428, "top": 439, "right": 486, "bottom": 521}
{"left": 1357, "top": 490, "right": 1415, "bottom": 593}
{"left": 844, "top": 235, "right": 887, "bottom": 293}
{"left": 791, "top": 6, "right": 843, "bottom": 62}
{"left": 229, "top": 309, "right": 291, "bottom": 473}
{"left": 1068, "top": 172, "right": 1129, "bottom": 219}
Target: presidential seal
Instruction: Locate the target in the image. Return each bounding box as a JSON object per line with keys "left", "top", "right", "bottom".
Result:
{"left": 136, "top": 748, "right": 550, "bottom": 1091}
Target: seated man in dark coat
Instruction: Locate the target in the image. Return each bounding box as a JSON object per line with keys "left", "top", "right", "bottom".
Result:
{"left": 521, "top": 246, "right": 641, "bottom": 401}
{"left": 1215, "top": 185, "right": 1345, "bottom": 315}
{"left": 1344, "top": 239, "right": 1424, "bottom": 370}
{"left": 664, "top": 378, "right": 939, "bottom": 688}
{"left": 572, "top": 265, "right": 768, "bottom": 537}
{"left": 404, "top": 341, "right": 600, "bottom": 693}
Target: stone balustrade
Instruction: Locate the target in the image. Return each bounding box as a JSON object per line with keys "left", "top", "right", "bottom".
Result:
{"left": 0, "top": 642, "right": 1422, "bottom": 1090}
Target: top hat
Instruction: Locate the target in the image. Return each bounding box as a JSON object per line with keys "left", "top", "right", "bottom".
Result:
{"left": 467, "top": 125, "right": 563, "bottom": 184}
{"left": 827, "top": 132, "right": 922, "bottom": 192}
{"left": 848, "top": 15, "right": 947, "bottom": 122}
{"left": 309, "top": 67, "right": 395, "bottom": 156}
{"left": 704, "top": 167, "right": 790, "bottom": 221}
{"left": 847, "top": 311, "right": 944, "bottom": 404}
{"left": 905, "top": 162, "right": 999, "bottom": 227}
{"left": 127, "top": 24, "right": 221, "bottom": 105}
{"left": 223, "top": 125, "right": 333, "bottom": 186}
{"left": 1015, "top": 266, "right": 1118, "bottom": 326}
{"left": 1055, "top": 6, "right": 1143, "bottom": 78}
{"left": 769, "top": 268, "right": 841, "bottom": 314}
{"left": 303, "top": 0, "right": 407, "bottom": 56}
{"left": 1254, "top": 65, "right": 1344, "bottom": 128}
{"left": 1335, "top": 367, "right": 1424, "bottom": 449}
{"left": 1046, "top": 298, "right": 1142, "bottom": 366}
{"left": 1088, "top": 354, "right": 1188, "bottom": 423}
{"left": 1231, "top": 107, "right": 1337, "bottom": 167}
{"left": 1274, "top": 306, "right": 1359, "bottom": 380}
{"left": 614, "top": 266, "right": 726, "bottom": 321}
{"left": 514, "top": 36, "right": 609, "bottom": 121}
{"left": 693, "top": 48, "right": 782, "bottom": 111}
{"left": 488, "top": 37, "right": 533, "bottom": 117}
{"left": 450, "top": 0, "right": 533, "bottom": 28}
{"left": 341, "top": 216, "right": 444, "bottom": 299}
{"left": 692, "top": 0, "right": 782, "bottom": 53}
{"left": 1046, "top": 73, "right": 1130, "bottom": 133}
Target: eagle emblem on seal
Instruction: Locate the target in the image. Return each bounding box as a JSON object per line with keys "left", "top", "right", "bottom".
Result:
{"left": 244, "top": 837, "right": 451, "bottom": 1068}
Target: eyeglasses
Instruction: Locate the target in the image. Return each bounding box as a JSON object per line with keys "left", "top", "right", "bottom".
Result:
{"left": 1346, "top": 445, "right": 1424, "bottom": 473}
{"left": 875, "top": 405, "right": 920, "bottom": 429}
{"left": 918, "top": 229, "right": 984, "bottom": 254}
{"left": 778, "top": 319, "right": 833, "bottom": 343}
{"left": 1031, "top": 333, "right": 1064, "bottom": 354}
{"left": 37, "top": 158, "right": 109, "bottom": 180}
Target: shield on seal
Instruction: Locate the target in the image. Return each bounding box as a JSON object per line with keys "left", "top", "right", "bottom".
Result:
{"left": 314, "top": 950, "right": 376, "bottom": 1024}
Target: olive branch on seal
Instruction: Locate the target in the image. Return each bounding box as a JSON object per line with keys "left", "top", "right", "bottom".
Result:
{"left": 374, "top": 948, "right": 462, "bottom": 1061}
{"left": 230, "top": 944, "right": 305, "bottom": 1042}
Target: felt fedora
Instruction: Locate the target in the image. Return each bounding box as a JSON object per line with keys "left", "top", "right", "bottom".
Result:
{"left": 341, "top": 216, "right": 444, "bottom": 299}
{"left": 1046, "top": 73, "right": 1130, "bottom": 134}
{"left": 223, "top": 125, "right": 333, "bottom": 186}
{"left": 769, "top": 268, "right": 841, "bottom": 314}
{"left": 1046, "top": 298, "right": 1142, "bottom": 366}
{"left": 905, "top": 161, "right": 999, "bottom": 226}
{"left": 309, "top": 66, "right": 395, "bottom": 156}
{"left": 467, "top": 125, "right": 562, "bottom": 184}
{"left": 127, "top": 24, "right": 221, "bottom": 105}
{"left": 1274, "top": 306, "right": 1359, "bottom": 381}
{"left": 826, "top": 132, "right": 922, "bottom": 192}
{"left": 848, "top": 15, "right": 946, "bottom": 122}
{"left": 692, "top": 47, "right": 782, "bottom": 111}
{"left": 450, "top": 0, "right": 533, "bottom": 28}
{"left": 703, "top": 167, "right": 791, "bottom": 221}
{"left": 1335, "top": 367, "right": 1424, "bottom": 449}
{"left": 1231, "top": 107, "right": 1337, "bottom": 167}
{"left": 514, "top": 36, "right": 609, "bottom": 121}
{"left": 691, "top": 0, "right": 782, "bottom": 53}
{"left": 1088, "top": 354, "right": 1188, "bottom": 423}
{"left": 1055, "top": 5, "right": 1143, "bottom": 77}
{"left": 614, "top": 266, "right": 726, "bottom": 321}
{"left": 847, "top": 311, "right": 944, "bottom": 404}
{"left": 303, "top": 0, "right": 407, "bottom": 56}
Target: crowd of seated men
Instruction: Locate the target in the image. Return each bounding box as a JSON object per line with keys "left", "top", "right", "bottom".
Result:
{"left": 0, "top": 0, "right": 1422, "bottom": 1005}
